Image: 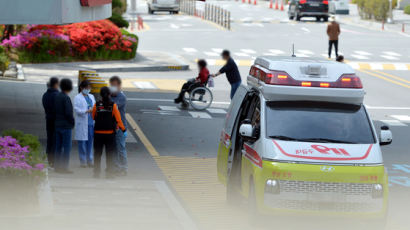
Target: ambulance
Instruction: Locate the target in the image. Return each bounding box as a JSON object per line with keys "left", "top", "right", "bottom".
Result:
{"left": 217, "top": 56, "right": 391, "bottom": 227}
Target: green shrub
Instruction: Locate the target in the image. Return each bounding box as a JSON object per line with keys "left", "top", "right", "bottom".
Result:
{"left": 109, "top": 12, "right": 130, "bottom": 28}
{"left": 354, "top": 0, "right": 397, "bottom": 21}
{"left": 2, "top": 129, "right": 45, "bottom": 167}
{"left": 405, "top": 5, "right": 410, "bottom": 15}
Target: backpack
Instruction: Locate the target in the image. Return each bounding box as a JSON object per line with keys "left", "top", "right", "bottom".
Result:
{"left": 94, "top": 101, "right": 117, "bottom": 132}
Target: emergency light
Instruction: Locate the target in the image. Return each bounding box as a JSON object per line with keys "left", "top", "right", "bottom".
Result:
{"left": 250, "top": 68, "right": 363, "bottom": 89}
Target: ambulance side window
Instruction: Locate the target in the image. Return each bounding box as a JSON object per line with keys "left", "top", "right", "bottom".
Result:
{"left": 247, "top": 96, "right": 261, "bottom": 139}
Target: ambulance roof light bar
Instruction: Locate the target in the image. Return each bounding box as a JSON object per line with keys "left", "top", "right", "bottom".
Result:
{"left": 265, "top": 71, "right": 363, "bottom": 89}
{"left": 250, "top": 67, "right": 363, "bottom": 89}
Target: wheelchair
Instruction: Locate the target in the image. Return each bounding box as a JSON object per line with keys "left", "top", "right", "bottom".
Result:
{"left": 181, "top": 77, "right": 213, "bottom": 111}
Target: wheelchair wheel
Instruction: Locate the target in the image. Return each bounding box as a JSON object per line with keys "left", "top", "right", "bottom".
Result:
{"left": 189, "top": 87, "right": 213, "bottom": 110}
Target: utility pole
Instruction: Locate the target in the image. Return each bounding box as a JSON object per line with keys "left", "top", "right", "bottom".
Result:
{"left": 387, "top": 0, "right": 393, "bottom": 23}
{"left": 131, "top": 0, "right": 137, "bottom": 13}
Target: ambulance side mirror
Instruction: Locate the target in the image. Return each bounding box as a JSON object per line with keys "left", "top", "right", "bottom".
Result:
{"left": 239, "top": 124, "right": 254, "bottom": 138}
{"left": 380, "top": 126, "right": 392, "bottom": 146}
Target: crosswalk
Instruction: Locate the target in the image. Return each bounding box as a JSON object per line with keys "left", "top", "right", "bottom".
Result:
{"left": 139, "top": 105, "right": 410, "bottom": 127}
{"left": 181, "top": 47, "right": 408, "bottom": 63}
{"left": 140, "top": 105, "right": 228, "bottom": 119}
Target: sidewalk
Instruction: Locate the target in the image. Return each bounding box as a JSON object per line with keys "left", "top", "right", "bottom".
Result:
{"left": 337, "top": 4, "right": 410, "bottom": 36}
{"left": 0, "top": 81, "right": 197, "bottom": 230}
{"left": 19, "top": 50, "right": 189, "bottom": 83}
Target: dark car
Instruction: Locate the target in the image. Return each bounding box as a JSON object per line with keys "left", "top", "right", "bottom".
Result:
{"left": 288, "top": 0, "right": 329, "bottom": 21}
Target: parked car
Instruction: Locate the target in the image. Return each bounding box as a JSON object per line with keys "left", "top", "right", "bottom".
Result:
{"left": 329, "top": 0, "right": 350, "bottom": 15}
{"left": 147, "top": 0, "right": 180, "bottom": 14}
{"left": 288, "top": 0, "right": 329, "bottom": 21}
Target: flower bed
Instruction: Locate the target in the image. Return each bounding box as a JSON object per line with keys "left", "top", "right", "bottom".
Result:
{"left": 1, "top": 20, "right": 138, "bottom": 63}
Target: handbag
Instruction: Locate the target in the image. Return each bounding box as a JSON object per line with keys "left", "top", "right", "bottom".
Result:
{"left": 207, "top": 76, "right": 214, "bottom": 88}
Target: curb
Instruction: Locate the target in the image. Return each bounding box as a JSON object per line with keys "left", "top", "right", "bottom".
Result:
{"left": 0, "top": 64, "right": 25, "bottom": 82}
{"left": 93, "top": 64, "right": 190, "bottom": 73}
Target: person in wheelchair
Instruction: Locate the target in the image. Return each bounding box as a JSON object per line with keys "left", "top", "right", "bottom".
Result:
{"left": 174, "top": 59, "right": 209, "bottom": 104}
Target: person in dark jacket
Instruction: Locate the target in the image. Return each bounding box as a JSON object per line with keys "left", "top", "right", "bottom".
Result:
{"left": 54, "top": 78, "right": 75, "bottom": 174}
{"left": 42, "top": 77, "right": 59, "bottom": 168}
{"left": 212, "top": 50, "right": 242, "bottom": 99}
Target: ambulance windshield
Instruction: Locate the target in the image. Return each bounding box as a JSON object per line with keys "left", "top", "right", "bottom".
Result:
{"left": 266, "top": 101, "right": 375, "bottom": 144}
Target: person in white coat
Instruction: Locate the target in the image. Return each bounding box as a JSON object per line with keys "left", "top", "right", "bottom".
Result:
{"left": 74, "top": 80, "right": 96, "bottom": 168}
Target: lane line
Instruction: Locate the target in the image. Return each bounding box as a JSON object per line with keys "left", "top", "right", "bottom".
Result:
{"left": 154, "top": 181, "right": 199, "bottom": 230}
{"left": 126, "top": 113, "right": 160, "bottom": 157}
{"left": 359, "top": 70, "right": 410, "bottom": 89}
{"left": 371, "top": 70, "right": 410, "bottom": 84}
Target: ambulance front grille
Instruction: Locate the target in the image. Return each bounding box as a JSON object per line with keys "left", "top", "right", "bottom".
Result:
{"left": 279, "top": 180, "right": 373, "bottom": 196}
{"left": 267, "top": 199, "right": 381, "bottom": 212}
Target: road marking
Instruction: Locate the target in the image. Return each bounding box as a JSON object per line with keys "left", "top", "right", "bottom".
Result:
{"left": 154, "top": 181, "right": 199, "bottom": 230}
{"left": 207, "top": 108, "right": 227, "bottom": 114}
{"left": 189, "top": 111, "right": 212, "bottom": 119}
{"left": 366, "top": 106, "right": 410, "bottom": 110}
{"left": 354, "top": 51, "right": 372, "bottom": 56}
{"left": 212, "top": 48, "right": 223, "bottom": 53}
{"left": 297, "top": 49, "right": 314, "bottom": 55}
{"left": 383, "top": 51, "right": 401, "bottom": 57}
{"left": 233, "top": 52, "right": 249, "bottom": 57}
{"left": 301, "top": 27, "right": 310, "bottom": 33}
{"left": 390, "top": 115, "right": 410, "bottom": 122}
{"left": 240, "top": 49, "right": 256, "bottom": 54}
{"left": 159, "top": 105, "right": 181, "bottom": 111}
{"left": 170, "top": 23, "right": 179, "bottom": 29}
{"left": 133, "top": 81, "right": 158, "bottom": 89}
{"left": 380, "top": 55, "right": 399, "bottom": 60}
{"left": 371, "top": 70, "right": 410, "bottom": 84}
{"left": 268, "top": 49, "right": 285, "bottom": 55}
{"left": 360, "top": 70, "right": 410, "bottom": 89}
{"left": 126, "top": 113, "right": 159, "bottom": 157}
{"left": 351, "top": 54, "right": 369, "bottom": 60}
{"left": 203, "top": 51, "right": 219, "bottom": 57}
{"left": 183, "top": 48, "right": 198, "bottom": 53}
{"left": 380, "top": 120, "right": 407, "bottom": 126}
{"left": 127, "top": 97, "right": 231, "bottom": 105}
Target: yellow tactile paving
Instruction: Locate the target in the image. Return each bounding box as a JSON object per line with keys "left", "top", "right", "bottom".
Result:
{"left": 153, "top": 156, "right": 257, "bottom": 230}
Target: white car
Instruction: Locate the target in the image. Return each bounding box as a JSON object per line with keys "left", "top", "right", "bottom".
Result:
{"left": 329, "top": 0, "right": 349, "bottom": 15}
{"left": 147, "top": 0, "right": 180, "bottom": 14}
{"left": 217, "top": 56, "right": 390, "bottom": 228}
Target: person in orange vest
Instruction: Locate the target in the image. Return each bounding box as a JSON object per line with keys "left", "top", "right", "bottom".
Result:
{"left": 92, "top": 86, "right": 126, "bottom": 179}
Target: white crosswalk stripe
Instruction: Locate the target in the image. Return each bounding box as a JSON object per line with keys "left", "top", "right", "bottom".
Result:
{"left": 212, "top": 48, "right": 223, "bottom": 53}
{"left": 380, "top": 120, "right": 407, "bottom": 127}
{"left": 159, "top": 106, "right": 181, "bottom": 111}
{"left": 133, "top": 81, "right": 157, "bottom": 89}
{"left": 183, "top": 48, "right": 198, "bottom": 53}
{"left": 380, "top": 55, "right": 399, "bottom": 60}
{"left": 390, "top": 115, "right": 410, "bottom": 122}
{"left": 382, "top": 51, "right": 401, "bottom": 57}
{"left": 354, "top": 51, "right": 372, "bottom": 56}
{"left": 351, "top": 54, "right": 370, "bottom": 60}
{"left": 240, "top": 49, "right": 256, "bottom": 54}
{"left": 189, "top": 111, "right": 212, "bottom": 119}
{"left": 203, "top": 51, "right": 219, "bottom": 57}
{"left": 233, "top": 52, "right": 250, "bottom": 57}
{"left": 206, "top": 108, "right": 227, "bottom": 114}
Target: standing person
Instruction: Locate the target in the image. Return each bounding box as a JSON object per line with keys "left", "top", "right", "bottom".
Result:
{"left": 54, "top": 78, "right": 75, "bottom": 174}
{"left": 174, "top": 59, "right": 209, "bottom": 104}
{"left": 109, "top": 76, "right": 128, "bottom": 176}
{"left": 42, "top": 77, "right": 59, "bottom": 168}
{"left": 327, "top": 16, "right": 341, "bottom": 59}
{"left": 212, "top": 50, "right": 242, "bottom": 99}
{"left": 92, "top": 87, "right": 126, "bottom": 179}
{"left": 74, "top": 80, "right": 95, "bottom": 168}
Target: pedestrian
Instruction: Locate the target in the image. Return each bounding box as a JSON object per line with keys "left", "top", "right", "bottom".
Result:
{"left": 74, "top": 80, "right": 95, "bottom": 168}
{"left": 212, "top": 50, "right": 242, "bottom": 99}
{"left": 92, "top": 86, "right": 126, "bottom": 179}
{"left": 327, "top": 16, "right": 341, "bottom": 59}
{"left": 174, "top": 59, "right": 209, "bottom": 104}
{"left": 54, "top": 78, "right": 75, "bottom": 174}
{"left": 109, "top": 76, "right": 128, "bottom": 176}
{"left": 336, "top": 55, "right": 344, "bottom": 62}
{"left": 42, "top": 77, "right": 59, "bottom": 168}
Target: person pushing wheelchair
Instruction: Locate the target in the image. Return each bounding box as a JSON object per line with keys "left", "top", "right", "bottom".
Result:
{"left": 174, "top": 59, "right": 209, "bottom": 105}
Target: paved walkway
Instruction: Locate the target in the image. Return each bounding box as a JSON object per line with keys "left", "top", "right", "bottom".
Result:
{"left": 0, "top": 81, "right": 197, "bottom": 230}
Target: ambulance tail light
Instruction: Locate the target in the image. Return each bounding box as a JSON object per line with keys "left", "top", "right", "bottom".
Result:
{"left": 322, "top": 0, "right": 329, "bottom": 4}
{"left": 334, "top": 74, "right": 363, "bottom": 88}
{"left": 264, "top": 71, "right": 298, "bottom": 85}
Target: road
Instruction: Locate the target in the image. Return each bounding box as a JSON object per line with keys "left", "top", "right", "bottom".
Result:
{"left": 4, "top": 0, "right": 410, "bottom": 229}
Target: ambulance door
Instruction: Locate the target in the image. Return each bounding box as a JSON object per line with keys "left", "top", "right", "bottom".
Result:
{"left": 217, "top": 85, "right": 249, "bottom": 184}
{"left": 240, "top": 95, "right": 262, "bottom": 192}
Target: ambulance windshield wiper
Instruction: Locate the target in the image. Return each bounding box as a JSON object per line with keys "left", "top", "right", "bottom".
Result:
{"left": 269, "top": 135, "right": 303, "bottom": 142}
{"left": 298, "top": 138, "right": 357, "bottom": 144}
